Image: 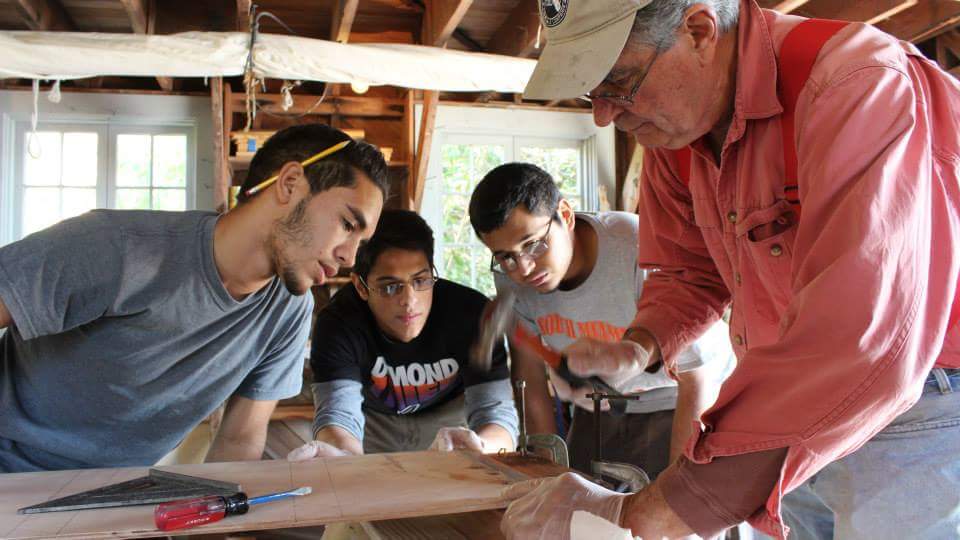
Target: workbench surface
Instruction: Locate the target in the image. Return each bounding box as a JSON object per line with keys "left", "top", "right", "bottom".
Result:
{"left": 0, "top": 451, "right": 562, "bottom": 539}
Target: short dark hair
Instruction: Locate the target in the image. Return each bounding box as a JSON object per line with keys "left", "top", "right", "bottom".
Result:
{"left": 353, "top": 209, "right": 435, "bottom": 279}
{"left": 468, "top": 162, "right": 560, "bottom": 234}
{"left": 237, "top": 123, "right": 388, "bottom": 205}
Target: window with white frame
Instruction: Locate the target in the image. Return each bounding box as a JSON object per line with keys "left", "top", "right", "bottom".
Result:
{"left": 11, "top": 122, "right": 194, "bottom": 241}
{"left": 422, "top": 133, "right": 598, "bottom": 297}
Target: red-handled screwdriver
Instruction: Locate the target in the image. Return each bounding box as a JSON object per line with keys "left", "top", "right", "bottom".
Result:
{"left": 154, "top": 486, "right": 312, "bottom": 531}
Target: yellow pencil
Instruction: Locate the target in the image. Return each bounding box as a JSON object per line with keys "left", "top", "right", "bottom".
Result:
{"left": 244, "top": 139, "right": 352, "bottom": 197}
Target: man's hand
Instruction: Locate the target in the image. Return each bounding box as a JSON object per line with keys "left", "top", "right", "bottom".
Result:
{"left": 547, "top": 366, "right": 610, "bottom": 411}
{"left": 429, "top": 427, "right": 485, "bottom": 452}
{"left": 562, "top": 337, "right": 652, "bottom": 392}
{"left": 287, "top": 440, "right": 350, "bottom": 461}
{"left": 500, "top": 473, "right": 627, "bottom": 540}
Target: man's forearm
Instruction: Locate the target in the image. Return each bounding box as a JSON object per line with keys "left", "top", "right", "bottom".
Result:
{"left": 670, "top": 369, "right": 711, "bottom": 463}
{"left": 477, "top": 423, "right": 514, "bottom": 453}
{"left": 206, "top": 432, "right": 267, "bottom": 463}
{"left": 620, "top": 479, "right": 695, "bottom": 538}
{"left": 316, "top": 425, "right": 364, "bottom": 455}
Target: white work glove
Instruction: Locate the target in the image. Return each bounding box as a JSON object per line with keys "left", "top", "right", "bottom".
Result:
{"left": 286, "top": 440, "right": 350, "bottom": 461}
{"left": 547, "top": 366, "right": 610, "bottom": 411}
{"left": 562, "top": 337, "right": 652, "bottom": 393}
{"left": 500, "top": 472, "right": 628, "bottom": 540}
{"left": 429, "top": 427, "right": 486, "bottom": 452}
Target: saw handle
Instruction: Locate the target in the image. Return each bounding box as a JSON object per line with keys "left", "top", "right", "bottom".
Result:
{"left": 511, "top": 325, "right": 626, "bottom": 415}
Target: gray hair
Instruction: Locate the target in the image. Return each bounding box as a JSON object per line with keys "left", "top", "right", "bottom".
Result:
{"left": 631, "top": 1, "right": 740, "bottom": 50}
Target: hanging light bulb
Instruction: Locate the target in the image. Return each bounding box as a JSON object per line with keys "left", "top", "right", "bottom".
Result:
{"left": 350, "top": 80, "right": 370, "bottom": 94}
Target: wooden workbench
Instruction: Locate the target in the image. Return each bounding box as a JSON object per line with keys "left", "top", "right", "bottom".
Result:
{"left": 0, "top": 451, "right": 564, "bottom": 539}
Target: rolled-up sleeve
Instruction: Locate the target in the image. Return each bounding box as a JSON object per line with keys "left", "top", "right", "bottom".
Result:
{"left": 464, "top": 379, "right": 518, "bottom": 444}
{"left": 311, "top": 380, "right": 364, "bottom": 441}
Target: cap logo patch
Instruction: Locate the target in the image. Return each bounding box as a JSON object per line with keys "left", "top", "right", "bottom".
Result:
{"left": 540, "top": 0, "right": 568, "bottom": 28}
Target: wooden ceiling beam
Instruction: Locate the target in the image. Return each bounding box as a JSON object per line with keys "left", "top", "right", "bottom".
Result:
{"left": 120, "top": 0, "right": 173, "bottom": 91}
{"left": 486, "top": 0, "right": 540, "bottom": 57}
{"left": 422, "top": 0, "right": 474, "bottom": 47}
{"left": 236, "top": 0, "right": 251, "bottom": 32}
{"left": 15, "top": 0, "right": 74, "bottom": 31}
{"left": 876, "top": 0, "right": 960, "bottom": 42}
{"left": 803, "top": 0, "right": 918, "bottom": 24}
{"left": 757, "top": 0, "right": 811, "bottom": 13}
{"left": 331, "top": 0, "right": 360, "bottom": 43}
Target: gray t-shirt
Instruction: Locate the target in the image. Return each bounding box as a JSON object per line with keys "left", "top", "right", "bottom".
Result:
{"left": 495, "top": 212, "right": 734, "bottom": 414}
{"left": 0, "top": 210, "right": 312, "bottom": 472}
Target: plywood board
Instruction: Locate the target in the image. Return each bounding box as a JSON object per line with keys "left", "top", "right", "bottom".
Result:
{"left": 0, "top": 451, "right": 558, "bottom": 539}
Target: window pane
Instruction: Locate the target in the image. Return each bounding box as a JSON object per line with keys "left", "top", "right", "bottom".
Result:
{"left": 61, "top": 133, "right": 99, "bottom": 187}
{"left": 23, "top": 132, "right": 62, "bottom": 186}
{"left": 472, "top": 249, "right": 495, "bottom": 297}
{"left": 520, "top": 146, "right": 581, "bottom": 199}
{"left": 153, "top": 135, "right": 187, "bottom": 187}
{"left": 62, "top": 188, "right": 97, "bottom": 219}
{"left": 116, "top": 134, "right": 151, "bottom": 187}
{"left": 441, "top": 145, "right": 472, "bottom": 194}
{"left": 23, "top": 187, "right": 61, "bottom": 236}
{"left": 442, "top": 247, "right": 472, "bottom": 290}
{"left": 154, "top": 189, "right": 186, "bottom": 211}
{"left": 116, "top": 188, "right": 151, "bottom": 210}
{"left": 471, "top": 145, "right": 505, "bottom": 179}
{"left": 441, "top": 194, "right": 471, "bottom": 245}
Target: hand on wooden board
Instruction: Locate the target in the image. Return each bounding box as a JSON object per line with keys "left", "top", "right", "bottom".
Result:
{"left": 429, "top": 427, "right": 485, "bottom": 452}
{"left": 286, "top": 440, "right": 350, "bottom": 461}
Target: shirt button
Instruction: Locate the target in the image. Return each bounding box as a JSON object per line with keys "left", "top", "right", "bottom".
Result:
{"left": 735, "top": 272, "right": 742, "bottom": 285}
{"left": 734, "top": 334, "right": 744, "bottom": 346}
{"left": 727, "top": 211, "right": 738, "bottom": 223}
{"left": 770, "top": 244, "right": 783, "bottom": 257}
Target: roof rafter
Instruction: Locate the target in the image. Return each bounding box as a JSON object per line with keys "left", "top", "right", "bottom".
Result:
{"left": 15, "top": 0, "right": 74, "bottom": 31}
{"left": 876, "top": 0, "right": 960, "bottom": 42}
{"left": 120, "top": 0, "right": 173, "bottom": 91}
{"left": 803, "top": 0, "right": 918, "bottom": 24}
{"left": 422, "top": 0, "right": 473, "bottom": 47}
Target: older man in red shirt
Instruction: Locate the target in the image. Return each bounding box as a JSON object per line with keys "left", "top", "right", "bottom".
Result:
{"left": 501, "top": 1, "right": 960, "bottom": 539}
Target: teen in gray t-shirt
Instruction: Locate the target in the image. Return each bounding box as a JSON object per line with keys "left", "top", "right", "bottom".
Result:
{"left": 0, "top": 123, "right": 389, "bottom": 472}
{"left": 471, "top": 163, "right": 733, "bottom": 477}
{"left": 0, "top": 210, "right": 310, "bottom": 471}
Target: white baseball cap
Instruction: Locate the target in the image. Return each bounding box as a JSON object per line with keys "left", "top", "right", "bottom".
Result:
{"left": 524, "top": 0, "right": 653, "bottom": 100}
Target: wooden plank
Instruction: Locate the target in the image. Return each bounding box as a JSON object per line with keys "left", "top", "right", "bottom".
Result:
{"left": 485, "top": 0, "right": 540, "bottom": 57}
{"left": 422, "top": 0, "right": 474, "bottom": 47}
{"left": 757, "top": 0, "right": 811, "bottom": 12}
{"left": 120, "top": 0, "right": 174, "bottom": 92}
{"left": 212, "top": 77, "right": 229, "bottom": 214}
{"left": 362, "top": 509, "right": 506, "bottom": 539}
{"left": 231, "top": 94, "right": 406, "bottom": 118}
{"left": 14, "top": 0, "right": 73, "bottom": 30}
{"left": 410, "top": 90, "right": 438, "bottom": 211}
{"left": 119, "top": 0, "right": 148, "bottom": 33}
{"left": 236, "top": 0, "right": 252, "bottom": 32}
{"left": 804, "top": 0, "right": 918, "bottom": 24}
{"left": 937, "top": 28, "right": 960, "bottom": 65}
{"left": 404, "top": 89, "right": 415, "bottom": 166}
{"left": 875, "top": 0, "right": 960, "bottom": 42}
{"left": 0, "top": 451, "right": 560, "bottom": 539}
{"left": 331, "top": 0, "right": 360, "bottom": 43}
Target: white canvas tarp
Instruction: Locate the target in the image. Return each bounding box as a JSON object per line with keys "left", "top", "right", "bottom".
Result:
{"left": 0, "top": 31, "right": 537, "bottom": 93}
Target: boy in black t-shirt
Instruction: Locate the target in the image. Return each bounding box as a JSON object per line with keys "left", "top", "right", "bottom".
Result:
{"left": 288, "top": 210, "right": 518, "bottom": 459}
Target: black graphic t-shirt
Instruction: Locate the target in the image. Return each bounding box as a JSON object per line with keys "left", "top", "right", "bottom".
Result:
{"left": 311, "top": 279, "right": 509, "bottom": 415}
